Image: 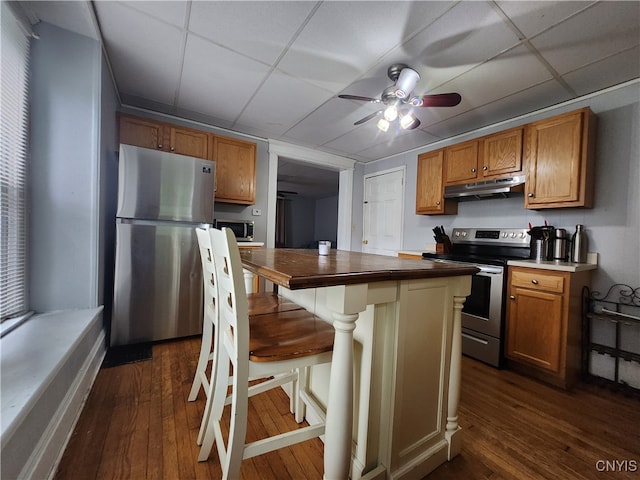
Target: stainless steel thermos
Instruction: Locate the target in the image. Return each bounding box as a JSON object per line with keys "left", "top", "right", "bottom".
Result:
{"left": 570, "top": 224, "right": 588, "bottom": 263}
{"left": 552, "top": 228, "right": 568, "bottom": 261}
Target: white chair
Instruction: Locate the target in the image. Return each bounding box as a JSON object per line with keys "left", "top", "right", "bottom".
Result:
{"left": 197, "top": 227, "right": 334, "bottom": 478}
{"left": 189, "top": 227, "right": 306, "bottom": 444}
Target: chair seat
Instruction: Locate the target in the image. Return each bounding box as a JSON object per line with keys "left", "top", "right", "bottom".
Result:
{"left": 248, "top": 293, "right": 304, "bottom": 316}
{"left": 249, "top": 309, "right": 334, "bottom": 362}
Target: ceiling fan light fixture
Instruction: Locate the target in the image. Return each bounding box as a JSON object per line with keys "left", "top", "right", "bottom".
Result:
{"left": 383, "top": 104, "right": 398, "bottom": 121}
{"left": 408, "top": 96, "right": 423, "bottom": 107}
{"left": 377, "top": 118, "right": 390, "bottom": 132}
{"left": 395, "top": 67, "right": 420, "bottom": 99}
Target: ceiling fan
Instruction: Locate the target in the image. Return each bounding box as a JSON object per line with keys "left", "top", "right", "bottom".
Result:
{"left": 338, "top": 64, "right": 462, "bottom": 131}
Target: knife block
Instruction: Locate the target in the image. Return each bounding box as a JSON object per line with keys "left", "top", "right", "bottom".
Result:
{"left": 436, "top": 243, "right": 445, "bottom": 253}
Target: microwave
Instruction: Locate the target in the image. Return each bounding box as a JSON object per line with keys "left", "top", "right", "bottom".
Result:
{"left": 214, "top": 219, "right": 254, "bottom": 241}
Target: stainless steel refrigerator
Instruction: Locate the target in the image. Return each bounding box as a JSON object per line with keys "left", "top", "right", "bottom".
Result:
{"left": 111, "top": 144, "right": 215, "bottom": 347}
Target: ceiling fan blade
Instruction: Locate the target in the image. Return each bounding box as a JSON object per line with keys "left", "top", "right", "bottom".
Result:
{"left": 339, "top": 94, "right": 380, "bottom": 103}
{"left": 418, "top": 93, "right": 462, "bottom": 107}
{"left": 354, "top": 111, "right": 382, "bottom": 125}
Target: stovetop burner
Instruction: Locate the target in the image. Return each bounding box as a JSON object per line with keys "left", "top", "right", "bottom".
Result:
{"left": 423, "top": 227, "right": 531, "bottom": 266}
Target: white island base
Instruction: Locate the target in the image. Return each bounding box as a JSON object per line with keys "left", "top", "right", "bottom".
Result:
{"left": 280, "top": 275, "right": 470, "bottom": 480}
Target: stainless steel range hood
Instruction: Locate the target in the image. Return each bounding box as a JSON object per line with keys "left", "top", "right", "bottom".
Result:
{"left": 444, "top": 175, "right": 526, "bottom": 200}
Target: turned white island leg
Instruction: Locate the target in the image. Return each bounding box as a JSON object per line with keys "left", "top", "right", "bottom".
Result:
{"left": 445, "top": 293, "right": 466, "bottom": 459}
{"left": 323, "top": 284, "right": 368, "bottom": 480}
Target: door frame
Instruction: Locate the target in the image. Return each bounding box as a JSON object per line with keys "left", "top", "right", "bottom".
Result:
{"left": 362, "top": 166, "right": 406, "bottom": 255}
{"left": 267, "top": 139, "right": 356, "bottom": 250}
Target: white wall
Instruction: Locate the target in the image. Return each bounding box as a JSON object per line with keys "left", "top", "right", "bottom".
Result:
{"left": 29, "top": 22, "right": 102, "bottom": 311}
{"left": 358, "top": 82, "right": 640, "bottom": 293}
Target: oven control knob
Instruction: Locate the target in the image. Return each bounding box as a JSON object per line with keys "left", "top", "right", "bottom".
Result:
{"left": 502, "top": 232, "right": 508, "bottom": 238}
{"left": 520, "top": 232, "right": 526, "bottom": 238}
{"left": 510, "top": 232, "right": 517, "bottom": 238}
{"left": 455, "top": 231, "right": 460, "bottom": 237}
{"left": 461, "top": 231, "right": 467, "bottom": 237}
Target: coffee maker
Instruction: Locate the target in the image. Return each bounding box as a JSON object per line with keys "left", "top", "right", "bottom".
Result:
{"left": 528, "top": 225, "right": 554, "bottom": 261}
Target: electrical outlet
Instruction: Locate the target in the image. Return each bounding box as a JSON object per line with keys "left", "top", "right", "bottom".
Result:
{"left": 252, "top": 208, "right": 261, "bottom": 216}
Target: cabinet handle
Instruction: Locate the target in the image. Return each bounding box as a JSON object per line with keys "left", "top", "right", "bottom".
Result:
{"left": 509, "top": 295, "right": 515, "bottom": 300}
{"left": 471, "top": 168, "right": 477, "bottom": 173}
{"left": 157, "top": 144, "right": 163, "bottom": 149}
{"left": 483, "top": 166, "right": 488, "bottom": 171}
{"left": 363, "top": 240, "right": 368, "bottom": 245}
{"left": 170, "top": 146, "right": 175, "bottom": 152}
{"left": 436, "top": 201, "right": 441, "bottom": 206}
{"left": 528, "top": 192, "right": 535, "bottom": 198}
{"left": 531, "top": 279, "right": 539, "bottom": 285}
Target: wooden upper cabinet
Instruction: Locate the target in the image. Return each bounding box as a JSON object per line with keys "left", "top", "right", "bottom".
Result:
{"left": 525, "top": 107, "right": 596, "bottom": 209}
{"left": 118, "top": 115, "right": 165, "bottom": 150}
{"left": 168, "top": 126, "right": 209, "bottom": 158}
{"left": 211, "top": 135, "right": 256, "bottom": 205}
{"left": 444, "top": 140, "right": 479, "bottom": 185}
{"left": 416, "top": 149, "right": 457, "bottom": 215}
{"left": 480, "top": 127, "right": 523, "bottom": 178}
{"left": 444, "top": 129, "right": 524, "bottom": 186}
{"left": 118, "top": 114, "right": 209, "bottom": 159}
{"left": 118, "top": 114, "right": 257, "bottom": 205}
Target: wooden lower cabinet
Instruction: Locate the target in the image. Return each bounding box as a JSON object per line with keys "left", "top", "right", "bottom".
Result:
{"left": 505, "top": 266, "right": 592, "bottom": 388}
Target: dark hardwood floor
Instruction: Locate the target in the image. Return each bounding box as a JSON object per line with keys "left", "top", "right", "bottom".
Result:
{"left": 54, "top": 337, "right": 639, "bottom": 480}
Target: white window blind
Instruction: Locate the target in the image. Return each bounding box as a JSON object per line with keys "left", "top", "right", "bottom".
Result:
{"left": 0, "top": 2, "right": 31, "bottom": 322}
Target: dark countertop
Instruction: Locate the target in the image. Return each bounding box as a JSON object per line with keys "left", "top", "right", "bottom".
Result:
{"left": 239, "top": 248, "right": 479, "bottom": 290}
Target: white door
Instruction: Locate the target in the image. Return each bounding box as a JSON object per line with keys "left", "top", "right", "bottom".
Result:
{"left": 362, "top": 168, "right": 404, "bottom": 256}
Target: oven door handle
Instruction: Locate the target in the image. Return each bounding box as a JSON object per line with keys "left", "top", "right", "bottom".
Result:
{"left": 473, "top": 265, "right": 503, "bottom": 275}
{"left": 461, "top": 332, "right": 489, "bottom": 345}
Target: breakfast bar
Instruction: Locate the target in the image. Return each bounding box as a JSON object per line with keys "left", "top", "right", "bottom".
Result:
{"left": 239, "top": 248, "right": 478, "bottom": 480}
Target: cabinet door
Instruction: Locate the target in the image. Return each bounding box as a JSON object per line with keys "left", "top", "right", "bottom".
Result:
{"left": 506, "top": 286, "right": 563, "bottom": 373}
{"left": 169, "top": 126, "right": 209, "bottom": 159}
{"left": 444, "top": 140, "right": 479, "bottom": 185}
{"left": 525, "top": 108, "right": 594, "bottom": 209}
{"left": 480, "top": 127, "right": 523, "bottom": 178}
{"left": 212, "top": 135, "right": 256, "bottom": 204}
{"left": 416, "top": 150, "right": 457, "bottom": 215}
{"left": 119, "top": 115, "right": 164, "bottom": 150}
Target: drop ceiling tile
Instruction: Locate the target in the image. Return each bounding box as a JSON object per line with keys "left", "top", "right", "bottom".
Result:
{"left": 530, "top": 1, "right": 640, "bottom": 75}
{"left": 418, "top": 43, "right": 555, "bottom": 128}
{"left": 563, "top": 46, "right": 640, "bottom": 96}
{"left": 496, "top": 1, "right": 595, "bottom": 38}
{"left": 423, "top": 80, "right": 571, "bottom": 139}
{"left": 236, "top": 70, "right": 336, "bottom": 137}
{"left": 188, "top": 1, "right": 316, "bottom": 66}
{"left": 178, "top": 34, "right": 271, "bottom": 122}
{"left": 400, "top": 1, "right": 522, "bottom": 91}
{"left": 356, "top": 129, "right": 442, "bottom": 161}
{"left": 93, "top": 2, "right": 184, "bottom": 104}
{"left": 277, "top": 1, "right": 453, "bottom": 92}
{"left": 321, "top": 119, "right": 435, "bottom": 160}
{"left": 115, "top": 1, "right": 189, "bottom": 28}
{"left": 283, "top": 97, "right": 382, "bottom": 147}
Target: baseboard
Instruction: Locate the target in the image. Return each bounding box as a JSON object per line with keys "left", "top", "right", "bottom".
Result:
{"left": 17, "top": 327, "right": 106, "bottom": 480}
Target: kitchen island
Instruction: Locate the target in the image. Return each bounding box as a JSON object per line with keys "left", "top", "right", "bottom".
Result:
{"left": 239, "top": 248, "right": 478, "bottom": 480}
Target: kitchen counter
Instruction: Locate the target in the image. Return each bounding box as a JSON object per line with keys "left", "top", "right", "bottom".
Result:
{"left": 239, "top": 248, "right": 478, "bottom": 479}
{"left": 508, "top": 252, "right": 599, "bottom": 272}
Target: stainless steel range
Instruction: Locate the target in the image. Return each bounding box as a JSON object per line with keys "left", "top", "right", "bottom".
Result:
{"left": 423, "top": 227, "right": 530, "bottom": 367}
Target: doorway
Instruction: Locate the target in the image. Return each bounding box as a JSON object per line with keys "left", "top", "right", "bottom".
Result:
{"left": 276, "top": 158, "right": 339, "bottom": 248}
{"left": 362, "top": 167, "right": 405, "bottom": 256}
{"left": 267, "top": 140, "right": 356, "bottom": 251}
